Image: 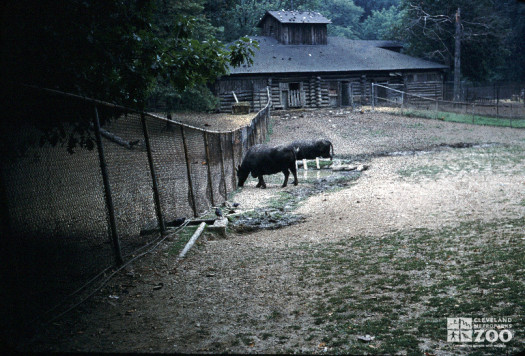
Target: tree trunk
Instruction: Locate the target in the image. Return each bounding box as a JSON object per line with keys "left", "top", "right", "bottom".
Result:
{"left": 453, "top": 8, "right": 461, "bottom": 102}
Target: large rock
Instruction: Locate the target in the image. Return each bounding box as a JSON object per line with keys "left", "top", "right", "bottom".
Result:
{"left": 207, "top": 217, "right": 228, "bottom": 238}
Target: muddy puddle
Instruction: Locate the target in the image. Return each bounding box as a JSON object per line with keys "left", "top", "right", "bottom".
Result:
{"left": 228, "top": 167, "right": 361, "bottom": 232}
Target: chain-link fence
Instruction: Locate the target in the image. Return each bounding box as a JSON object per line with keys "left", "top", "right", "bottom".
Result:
{"left": 0, "top": 85, "right": 271, "bottom": 342}
{"left": 443, "top": 81, "right": 525, "bottom": 104}
{"left": 371, "top": 83, "right": 525, "bottom": 127}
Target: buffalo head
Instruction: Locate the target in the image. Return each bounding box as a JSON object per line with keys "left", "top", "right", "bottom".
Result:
{"left": 236, "top": 164, "right": 249, "bottom": 187}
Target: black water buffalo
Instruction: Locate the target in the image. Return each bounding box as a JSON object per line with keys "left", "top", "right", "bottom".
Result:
{"left": 237, "top": 144, "right": 298, "bottom": 188}
{"left": 289, "top": 139, "right": 334, "bottom": 160}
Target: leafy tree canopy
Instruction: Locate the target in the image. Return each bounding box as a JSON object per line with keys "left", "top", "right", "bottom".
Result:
{"left": 361, "top": 5, "right": 403, "bottom": 40}
{"left": 1, "top": 0, "right": 257, "bottom": 108}
{"left": 0, "top": 0, "right": 257, "bottom": 152}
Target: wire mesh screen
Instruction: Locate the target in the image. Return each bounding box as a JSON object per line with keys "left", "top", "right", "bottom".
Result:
{"left": 206, "top": 133, "right": 227, "bottom": 203}
{"left": 0, "top": 104, "right": 114, "bottom": 336}
{"left": 146, "top": 117, "right": 190, "bottom": 224}
{"left": 0, "top": 85, "right": 271, "bottom": 337}
{"left": 101, "top": 113, "right": 159, "bottom": 255}
{"left": 184, "top": 127, "right": 211, "bottom": 216}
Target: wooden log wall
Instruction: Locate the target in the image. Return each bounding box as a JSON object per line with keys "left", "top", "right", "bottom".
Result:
{"left": 216, "top": 70, "right": 444, "bottom": 112}
{"left": 281, "top": 24, "right": 327, "bottom": 45}
{"left": 405, "top": 80, "right": 443, "bottom": 105}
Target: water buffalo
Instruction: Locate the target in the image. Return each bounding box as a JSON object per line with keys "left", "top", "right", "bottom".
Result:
{"left": 289, "top": 139, "right": 334, "bottom": 160}
{"left": 237, "top": 144, "right": 298, "bottom": 188}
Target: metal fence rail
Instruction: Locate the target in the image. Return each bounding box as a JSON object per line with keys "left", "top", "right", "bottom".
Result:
{"left": 0, "top": 85, "right": 271, "bottom": 339}
{"left": 371, "top": 83, "right": 525, "bottom": 124}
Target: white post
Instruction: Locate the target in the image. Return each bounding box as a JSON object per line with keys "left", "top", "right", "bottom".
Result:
{"left": 303, "top": 159, "right": 308, "bottom": 171}
{"left": 316, "top": 157, "right": 320, "bottom": 169}
{"left": 178, "top": 222, "right": 206, "bottom": 259}
{"left": 371, "top": 83, "right": 375, "bottom": 111}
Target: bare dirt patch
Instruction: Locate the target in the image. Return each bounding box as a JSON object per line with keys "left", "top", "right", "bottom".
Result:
{"left": 24, "top": 109, "right": 525, "bottom": 354}
{"left": 160, "top": 111, "right": 255, "bottom": 131}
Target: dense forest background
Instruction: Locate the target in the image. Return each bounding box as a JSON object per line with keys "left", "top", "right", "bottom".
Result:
{"left": 2, "top": 0, "right": 525, "bottom": 113}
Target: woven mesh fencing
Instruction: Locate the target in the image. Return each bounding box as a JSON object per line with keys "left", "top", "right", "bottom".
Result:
{"left": 0, "top": 85, "right": 270, "bottom": 335}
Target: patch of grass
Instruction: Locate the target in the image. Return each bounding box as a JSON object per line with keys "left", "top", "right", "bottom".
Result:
{"left": 267, "top": 191, "right": 297, "bottom": 210}
{"left": 261, "top": 332, "right": 272, "bottom": 340}
{"left": 398, "top": 109, "right": 525, "bottom": 128}
{"left": 267, "top": 309, "right": 283, "bottom": 320}
{"left": 406, "top": 122, "right": 425, "bottom": 129}
{"left": 397, "top": 144, "right": 525, "bottom": 179}
{"left": 167, "top": 225, "right": 202, "bottom": 256}
{"left": 264, "top": 117, "right": 274, "bottom": 143}
{"left": 289, "top": 217, "right": 525, "bottom": 354}
{"left": 235, "top": 333, "right": 255, "bottom": 346}
{"left": 397, "top": 164, "right": 443, "bottom": 180}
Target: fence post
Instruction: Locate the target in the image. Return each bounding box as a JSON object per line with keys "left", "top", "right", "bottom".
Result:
{"left": 0, "top": 170, "right": 12, "bottom": 243}
{"left": 203, "top": 132, "right": 215, "bottom": 207}
{"left": 218, "top": 134, "right": 228, "bottom": 199}
{"left": 496, "top": 85, "right": 500, "bottom": 118}
{"left": 141, "top": 114, "right": 165, "bottom": 235}
{"left": 231, "top": 132, "right": 237, "bottom": 188}
{"left": 93, "top": 106, "right": 123, "bottom": 266}
{"left": 180, "top": 126, "right": 197, "bottom": 217}
{"left": 371, "top": 83, "right": 375, "bottom": 111}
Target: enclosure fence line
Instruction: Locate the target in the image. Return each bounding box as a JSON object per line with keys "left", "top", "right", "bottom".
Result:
{"left": 371, "top": 83, "right": 525, "bottom": 126}
{"left": 0, "top": 85, "right": 271, "bottom": 335}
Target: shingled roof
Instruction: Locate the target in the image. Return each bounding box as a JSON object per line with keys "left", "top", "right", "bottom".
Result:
{"left": 230, "top": 36, "right": 447, "bottom": 75}
{"left": 256, "top": 10, "right": 331, "bottom": 27}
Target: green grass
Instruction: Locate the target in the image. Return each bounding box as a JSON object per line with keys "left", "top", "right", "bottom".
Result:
{"left": 289, "top": 217, "right": 525, "bottom": 354}
{"left": 264, "top": 117, "right": 274, "bottom": 143}
{"left": 399, "top": 109, "right": 525, "bottom": 128}
{"left": 167, "top": 225, "right": 202, "bottom": 256}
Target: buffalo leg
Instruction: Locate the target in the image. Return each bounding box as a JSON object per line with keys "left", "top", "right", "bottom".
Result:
{"left": 256, "top": 175, "right": 266, "bottom": 189}
{"left": 281, "top": 170, "right": 290, "bottom": 187}
{"left": 290, "top": 165, "right": 298, "bottom": 186}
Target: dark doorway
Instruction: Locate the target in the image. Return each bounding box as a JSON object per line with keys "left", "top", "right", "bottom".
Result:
{"left": 341, "top": 82, "right": 350, "bottom": 106}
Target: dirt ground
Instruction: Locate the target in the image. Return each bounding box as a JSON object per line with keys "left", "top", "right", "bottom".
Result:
{"left": 24, "top": 109, "right": 525, "bottom": 354}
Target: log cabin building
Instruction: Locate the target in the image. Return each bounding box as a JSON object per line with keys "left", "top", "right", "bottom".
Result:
{"left": 215, "top": 10, "right": 448, "bottom": 112}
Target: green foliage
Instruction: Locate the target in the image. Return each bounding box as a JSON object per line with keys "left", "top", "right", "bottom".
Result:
{"left": 175, "top": 85, "right": 220, "bottom": 112}
{"left": 205, "top": 0, "right": 321, "bottom": 42}
{"left": 354, "top": 0, "right": 400, "bottom": 18}
{"left": 319, "top": 0, "right": 364, "bottom": 39}
{"left": 361, "top": 5, "right": 403, "bottom": 40}
{"left": 0, "top": 0, "right": 257, "bottom": 152}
